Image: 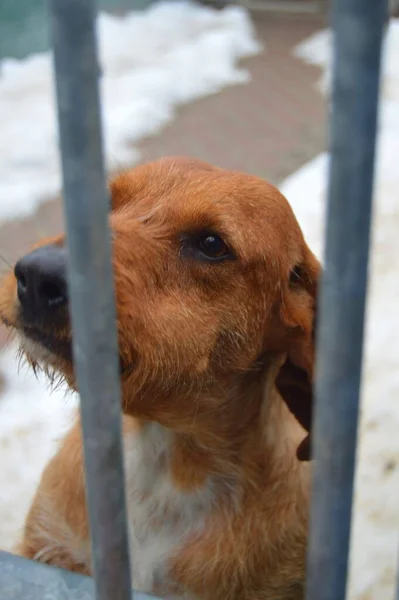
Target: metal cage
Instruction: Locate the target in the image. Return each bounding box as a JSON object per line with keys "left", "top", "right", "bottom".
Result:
{"left": 0, "top": 1, "right": 392, "bottom": 599}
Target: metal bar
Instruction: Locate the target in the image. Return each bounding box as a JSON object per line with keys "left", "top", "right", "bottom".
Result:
{"left": 0, "top": 551, "right": 158, "bottom": 600}
{"left": 48, "top": 1, "right": 132, "bottom": 599}
{"left": 306, "top": 1, "right": 388, "bottom": 600}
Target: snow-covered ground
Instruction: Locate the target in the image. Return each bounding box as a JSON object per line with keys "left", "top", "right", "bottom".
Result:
{"left": 282, "top": 21, "right": 399, "bottom": 600}
{"left": 0, "top": 350, "right": 78, "bottom": 551}
{"left": 0, "top": 1, "right": 260, "bottom": 223}
{"left": 0, "top": 5, "right": 398, "bottom": 599}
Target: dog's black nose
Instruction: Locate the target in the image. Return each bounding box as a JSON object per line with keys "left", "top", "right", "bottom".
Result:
{"left": 14, "top": 246, "right": 68, "bottom": 318}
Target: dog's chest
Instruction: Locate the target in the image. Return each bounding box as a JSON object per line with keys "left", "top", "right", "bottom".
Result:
{"left": 123, "top": 424, "right": 213, "bottom": 595}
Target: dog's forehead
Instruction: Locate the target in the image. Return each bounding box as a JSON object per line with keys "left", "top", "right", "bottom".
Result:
{"left": 110, "top": 158, "right": 302, "bottom": 256}
{"left": 112, "top": 159, "right": 290, "bottom": 216}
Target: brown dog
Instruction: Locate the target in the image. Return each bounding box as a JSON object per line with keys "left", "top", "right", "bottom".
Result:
{"left": 0, "top": 157, "right": 319, "bottom": 600}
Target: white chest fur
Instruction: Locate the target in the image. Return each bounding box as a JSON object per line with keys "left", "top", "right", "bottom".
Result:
{"left": 123, "top": 423, "right": 214, "bottom": 595}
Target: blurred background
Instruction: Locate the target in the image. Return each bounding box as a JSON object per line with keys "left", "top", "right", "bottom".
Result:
{"left": 0, "top": 1, "right": 398, "bottom": 599}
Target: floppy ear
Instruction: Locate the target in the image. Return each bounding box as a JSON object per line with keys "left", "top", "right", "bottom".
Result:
{"left": 275, "top": 247, "right": 320, "bottom": 461}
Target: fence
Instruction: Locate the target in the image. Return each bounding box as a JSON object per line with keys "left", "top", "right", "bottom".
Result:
{"left": 0, "top": 0, "right": 391, "bottom": 599}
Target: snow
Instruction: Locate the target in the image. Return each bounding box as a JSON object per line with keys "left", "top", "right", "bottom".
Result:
{"left": 0, "top": 348, "right": 78, "bottom": 551}
{"left": 0, "top": 0, "right": 261, "bottom": 223}
{"left": 282, "top": 19, "right": 399, "bottom": 600}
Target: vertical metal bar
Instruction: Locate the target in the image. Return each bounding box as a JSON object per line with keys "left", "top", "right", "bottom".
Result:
{"left": 48, "top": 2, "right": 132, "bottom": 600}
{"left": 306, "top": 1, "right": 388, "bottom": 600}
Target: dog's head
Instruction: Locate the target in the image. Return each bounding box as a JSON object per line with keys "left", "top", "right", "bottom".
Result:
{"left": 0, "top": 157, "right": 319, "bottom": 459}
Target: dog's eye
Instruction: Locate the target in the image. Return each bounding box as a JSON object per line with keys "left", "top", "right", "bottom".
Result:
{"left": 181, "top": 231, "right": 233, "bottom": 263}
{"left": 289, "top": 265, "right": 303, "bottom": 285}
{"left": 197, "top": 234, "right": 229, "bottom": 260}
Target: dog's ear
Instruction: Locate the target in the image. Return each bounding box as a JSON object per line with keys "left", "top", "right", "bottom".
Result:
{"left": 275, "top": 247, "right": 319, "bottom": 461}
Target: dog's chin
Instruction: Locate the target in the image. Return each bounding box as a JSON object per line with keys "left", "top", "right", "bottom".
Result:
{"left": 18, "top": 327, "right": 130, "bottom": 380}
{"left": 18, "top": 328, "right": 73, "bottom": 377}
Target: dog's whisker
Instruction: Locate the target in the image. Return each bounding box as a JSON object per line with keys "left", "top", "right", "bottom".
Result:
{"left": 0, "top": 254, "right": 13, "bottom": 270}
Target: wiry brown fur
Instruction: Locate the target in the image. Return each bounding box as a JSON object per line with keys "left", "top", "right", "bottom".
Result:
{"left": 0, "top": 157, "right": 319, "bottom": 599}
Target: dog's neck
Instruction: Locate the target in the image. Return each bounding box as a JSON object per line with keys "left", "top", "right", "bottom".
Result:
{"left": 126, "top": 362, "right": 310, "bottom": 510}
{"left": 122, "top": 367, "right": 310, "bottom": 596}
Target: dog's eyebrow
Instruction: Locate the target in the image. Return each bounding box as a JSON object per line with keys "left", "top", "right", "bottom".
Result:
{"left": 136, "top": 205, "right": 163, "bottom": 224}
{"left": 137, "top": 213, "right": 154, "bottom": 224}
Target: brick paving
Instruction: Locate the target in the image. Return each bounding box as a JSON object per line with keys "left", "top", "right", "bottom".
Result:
{"left": 138, "top": 11, "right": 326, "bottom": 181}
{"left": 0, "top": 11, "right": 326, "bottom": 361}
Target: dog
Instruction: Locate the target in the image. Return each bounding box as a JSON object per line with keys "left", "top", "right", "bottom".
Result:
{"left": 0, "top": 157, "right": 319, "bottom": 600}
